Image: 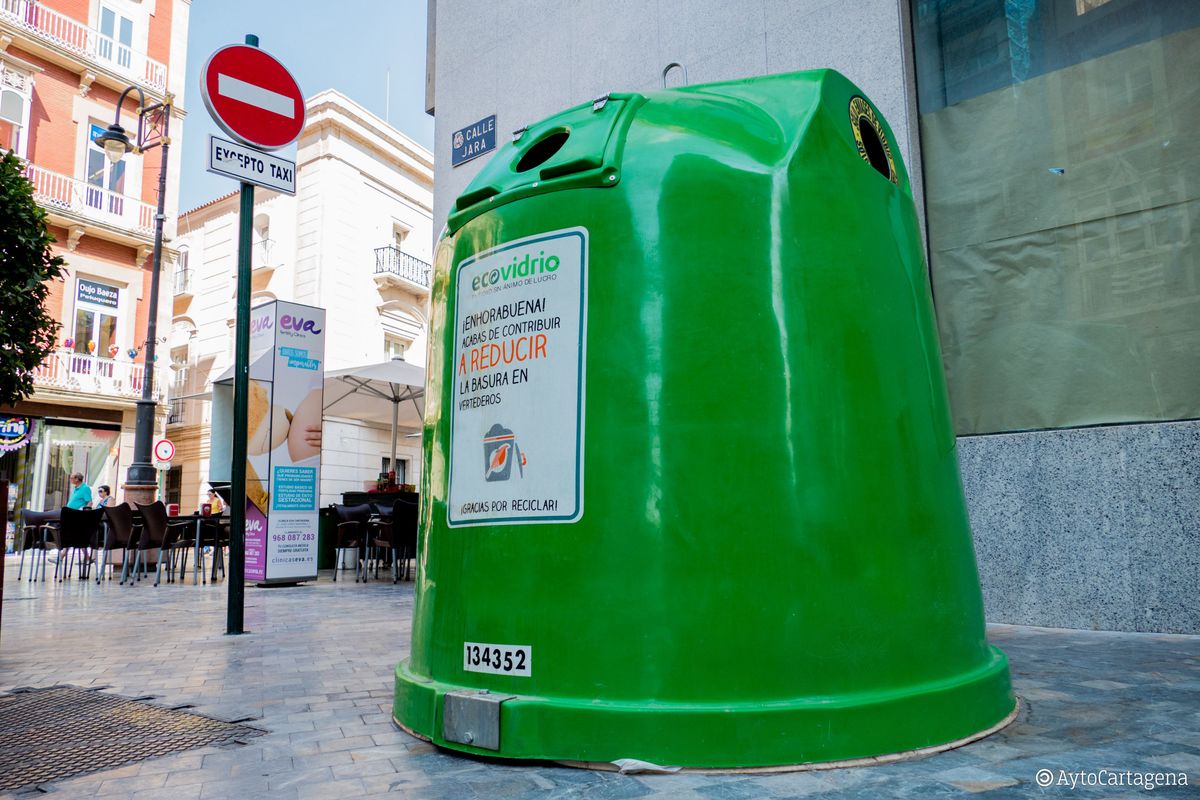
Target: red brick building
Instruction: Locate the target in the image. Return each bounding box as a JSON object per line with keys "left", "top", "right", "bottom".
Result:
{"left": 0, "top": 0, "right": 190, "bottom": 513}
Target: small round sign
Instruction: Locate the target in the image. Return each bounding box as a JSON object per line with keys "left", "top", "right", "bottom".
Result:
{"left": 153, "top": 438, "right": 175, "bottom": 463}
{"left": 201, "top": 44, "right": 305, "bottom": 150}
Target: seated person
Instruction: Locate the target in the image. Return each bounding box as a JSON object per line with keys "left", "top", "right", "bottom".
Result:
{"left": 66, "top": 472, "right": 92, "bottom": 509}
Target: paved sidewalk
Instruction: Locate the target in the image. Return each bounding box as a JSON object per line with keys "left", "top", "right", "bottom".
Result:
{"left": 0, "top": 560, "right": 1197, "bottom": 798}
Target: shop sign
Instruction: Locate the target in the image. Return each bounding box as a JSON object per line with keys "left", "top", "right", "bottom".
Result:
{"left": 0, "top": 417, "right": 33, "bottom": 452}
{"left": 77, "top": 279, "right": 119, "bottom": 309}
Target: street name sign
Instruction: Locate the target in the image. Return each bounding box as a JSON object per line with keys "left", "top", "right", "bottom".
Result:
{"left": 451, "top": 115, "right": 497, "bottom": 166}
{"left": 207, "top": 135, "right": 296, "bottom": 194}
{"left": 200, "top": 44, "right": 305, "bottom": 150}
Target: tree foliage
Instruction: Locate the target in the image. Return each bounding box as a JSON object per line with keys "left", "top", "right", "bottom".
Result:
{"left": 0, "top": 150, "right": 65, "bottom": 407}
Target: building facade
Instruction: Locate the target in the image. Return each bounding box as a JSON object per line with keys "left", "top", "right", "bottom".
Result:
{"left": 0, "top": 0, "right": 189, "bottom": 513}
{"left": 427, "top": 0, "right": 1199, "bottom": 633}
{"left": 168, "top": 89, "right": 434, "bottom": 511}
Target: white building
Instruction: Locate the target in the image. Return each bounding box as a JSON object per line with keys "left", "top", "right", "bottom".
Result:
{"left": 168, "top": 89, "right": 433, "bottom": 509}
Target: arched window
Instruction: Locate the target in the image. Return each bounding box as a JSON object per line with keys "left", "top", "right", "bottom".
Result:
{"left": 173, "top": 245, "right": 190, "bottom": 294}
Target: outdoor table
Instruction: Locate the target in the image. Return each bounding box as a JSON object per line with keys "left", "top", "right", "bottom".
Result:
{"left": 180, "top": 513, "right": 229, "bottom": 585}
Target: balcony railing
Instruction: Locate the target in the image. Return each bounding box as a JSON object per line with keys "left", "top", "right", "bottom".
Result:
{"left": 24, "top": 163, "right": 155, "bottom": 238}
{"left": 33, "top": 348, "right": 166, "bottom": 402}
{"left": 374, "top": 246, "right": 431, "bottom": 287}
{"left": 173, "top": 267, "right": 192, "bottom": 296}
{"left": 0, "top": 0, "right": 168, "bottom": 93}
{"left": 253, "top": 237, "right": 276, "bottom": 271}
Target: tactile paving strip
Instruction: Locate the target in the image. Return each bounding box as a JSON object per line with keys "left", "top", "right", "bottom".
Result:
{"left": 0, "top": 686, "right": 265, "bottom": 791}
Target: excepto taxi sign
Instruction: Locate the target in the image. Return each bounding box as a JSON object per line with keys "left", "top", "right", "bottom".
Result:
{"left": 207, "top": 135, "right": 296, "bottom": 194}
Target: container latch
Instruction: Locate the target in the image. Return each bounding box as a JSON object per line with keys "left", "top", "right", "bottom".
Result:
{"left": 443, "top": 691, "right": 513, "bottom": 751}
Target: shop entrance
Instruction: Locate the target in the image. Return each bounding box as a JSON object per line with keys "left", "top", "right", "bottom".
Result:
{"left": 9, "top": 420, "right": 122, "bottom": 512}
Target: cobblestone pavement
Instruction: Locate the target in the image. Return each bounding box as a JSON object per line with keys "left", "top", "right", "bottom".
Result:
{"left": 0, "top": 560, "right": 1197, "bottom": 799}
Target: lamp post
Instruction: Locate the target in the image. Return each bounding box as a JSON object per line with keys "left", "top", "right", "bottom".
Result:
{"left": 94, "top": 87, "right": 172, "bottom": 502}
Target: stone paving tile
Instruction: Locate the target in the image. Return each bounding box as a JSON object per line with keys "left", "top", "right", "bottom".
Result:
{"left": 1, "top": 565, "right": 1198, "bottom": 799}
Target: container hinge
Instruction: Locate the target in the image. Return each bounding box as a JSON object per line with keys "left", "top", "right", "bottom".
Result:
{"left": 443, "top": 691, "right": 514, "bottom": 751}
{"left": 592, "top": 94, "right": 611, "bottom": 112}
{"left": 511, "top": 126, "right": 527, "bottom": 143}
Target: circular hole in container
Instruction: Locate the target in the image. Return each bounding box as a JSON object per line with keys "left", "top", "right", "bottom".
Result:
{"left": 516, "top": 130, "right": 569, "bottom": 173}
{"left": 856, "top": 116, "right": 891, "bottom": 180}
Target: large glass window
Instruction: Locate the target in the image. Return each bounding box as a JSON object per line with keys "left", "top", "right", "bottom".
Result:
{"left": 910, "top": 0, "right": 1200, "bottom": 433}
{"left": 1, "top": 88, "right": 25, "bottom": 154}
{"left": 97, "top": 5, "right": 134, "bottom": 70}
{"left": 86, "top": 122, "right": 127, "bottom": 215}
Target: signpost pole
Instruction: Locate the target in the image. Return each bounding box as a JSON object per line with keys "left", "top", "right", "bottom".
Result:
{"left": 227, "top": 32, "right": 258, "bottom": 636}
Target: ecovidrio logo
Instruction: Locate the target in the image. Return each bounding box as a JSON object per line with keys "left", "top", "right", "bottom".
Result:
{"left": 471, "top": 249, "right": 560, "bottom": 293}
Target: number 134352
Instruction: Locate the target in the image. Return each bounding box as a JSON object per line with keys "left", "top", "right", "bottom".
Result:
{"left": 463, "top": 642, "right": 531, "bottom": 677}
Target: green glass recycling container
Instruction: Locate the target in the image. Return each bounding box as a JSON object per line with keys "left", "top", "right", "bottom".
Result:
{"left": 395, "top": 69, "right": 1015, "bottom": 769}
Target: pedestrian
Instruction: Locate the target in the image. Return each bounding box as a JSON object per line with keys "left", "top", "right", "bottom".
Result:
{"left": 66, "top": 472, "right": 92, "bottom": 509}
{"left": 206, "top": 488, "right": 225, "bottom": 514}
{"left": 96, "top": 485, "right": 114, "bottom": 508}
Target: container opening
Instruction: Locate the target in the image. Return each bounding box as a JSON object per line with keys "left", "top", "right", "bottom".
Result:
{"left": 516, "top": 130, "right": 569, "bottom": 173}
{"left": 856, "top": 116, "right": 891, "bottom": 180}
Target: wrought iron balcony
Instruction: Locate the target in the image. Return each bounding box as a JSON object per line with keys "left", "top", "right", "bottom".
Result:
{"left": 0, "top": 0, "right": 168, "bottom": 93}
{"left": 33, "top": 348, "right": 166, "bottom": 402}
{"left": 24, "top": 163, "right": 155, "bottom": 238}
{"left": 252, "top": 237, "right": 277, "bottom": 271}
{"left": 173, "top": 267, "right": 192, "bottom": 296}
{"left": 374, "top": 246, "right": 431, "bottom": 288}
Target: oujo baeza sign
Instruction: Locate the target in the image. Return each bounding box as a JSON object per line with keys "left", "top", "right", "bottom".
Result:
{"left": 447, "top": 228, "right": 587, "bottom": 526}
{"left": 244, "top": 300, "right": 326, "bottom": 582}
{"left": 201, "top": 43, "right": 304, "bottom": 193}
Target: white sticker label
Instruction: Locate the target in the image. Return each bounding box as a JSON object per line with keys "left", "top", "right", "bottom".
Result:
{"left": 447, "top": 228, "right": 587, "bottom": 527}
{"left": 463, "top": 642, "right": 532, "bottom": 677}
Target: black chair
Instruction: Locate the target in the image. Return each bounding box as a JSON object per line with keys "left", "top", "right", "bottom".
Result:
{"left": 16, "top": 513, "right": 59, "bottom": 582}
{"left": 391, "top": 498, "right": 418, "bottom": 582}
{"left": 332, "top": 503, "right": 372, "bottom": 582}
{"left": 367, "top": 514, "right": 394, "bottom": 583}
{"left": 134, "top": 501, "right": 192, "bottom": 586}
{"left": 101, "top": 503, "right": 141, "bottom": 584}
{"left": 16, "top": 509, "right": 59, "bottom": 582}
{"left": 56, "top": 507, "right": 104, "bottom": 581}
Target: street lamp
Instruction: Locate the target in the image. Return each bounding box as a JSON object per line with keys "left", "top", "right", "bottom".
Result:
{"left": 97, "top": 86, "right": 173, "bottom": 498}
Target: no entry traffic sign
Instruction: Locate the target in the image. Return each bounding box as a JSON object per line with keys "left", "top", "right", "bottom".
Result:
{"left": 153, "top": 438, "right": 175, "bottom": 463}
{"left": 201, "top": 44, "right": 305, "bottom": 150}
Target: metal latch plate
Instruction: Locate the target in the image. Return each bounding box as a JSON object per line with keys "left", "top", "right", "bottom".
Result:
{"left": 443, "top": 691, "right": 513, "bottom": 751}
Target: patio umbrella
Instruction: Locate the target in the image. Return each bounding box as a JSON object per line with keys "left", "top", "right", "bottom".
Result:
{"left": 322, "top": 359, "right": 426, "bottom": 469}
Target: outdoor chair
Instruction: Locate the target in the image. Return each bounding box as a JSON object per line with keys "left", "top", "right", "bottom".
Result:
{"left": 55, "top": 507, "right": 104, "bottom": 581}
{"left": 367, "top": 512, "right": 395, "bottom": 583}
{"left": 16, "top": 508, "right": 59, "bottom": 582}
{"left": 332, "top": 503, "right": 372, "bottom": 582}
{"left": 102, "top": 503, "right": 142, "bottom": 584}
{"left": 392, "top": 498, "right": 418, "bottom": 582}
{"left": 367, "top": 498, "right": 417, "bottom": 583}
{"left": 133, "top": 502, "right": 192, "bottom": 586}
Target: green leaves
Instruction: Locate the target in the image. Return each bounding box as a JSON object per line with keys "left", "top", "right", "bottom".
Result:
{"left": 0, "top": 150, "right": 66, "bottom": 407}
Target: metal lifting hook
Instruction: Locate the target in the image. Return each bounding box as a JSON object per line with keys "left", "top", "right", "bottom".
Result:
{"left": 662, "top": 62, "right": 689, "bottom": 88}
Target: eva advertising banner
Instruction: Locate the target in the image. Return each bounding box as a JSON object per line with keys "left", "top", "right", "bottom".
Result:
{"left": 243, "top": 300, "right": 326, "bottom": 582}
